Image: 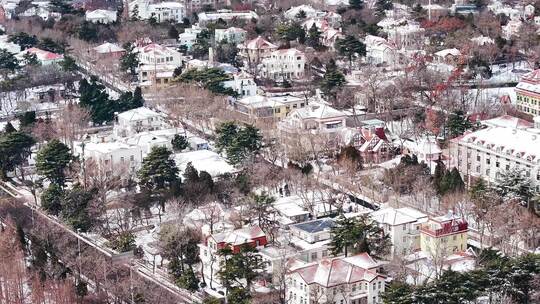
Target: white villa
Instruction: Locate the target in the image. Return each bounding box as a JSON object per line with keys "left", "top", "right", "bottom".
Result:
{"left": 261, "top": 48, "right": 306, "bottom": 81}
{"left": 279, "top": 102, "right": 347, "bottom": 134}
{"left": 222, "top": 71, "right": 257, "bottom": 97}
{"left": 114, "top": 107, "right": 167, "bottom": 137}
{"left": 85, "top": 9, "right": 117, "bottom": 24}
{"left": 286, "top": 253, "right": 387, "bottom": 304}
{"left": 197, "top": 10, "right": 258, "bottom": 25}
{"left": 130, "top": 0, "right": 186, "bottom": 23}
{"left": 238, "top": 36, "right": 278, "bottom": 64}
{"left": 214, "top": 27, "right": 247, "bottom": 44}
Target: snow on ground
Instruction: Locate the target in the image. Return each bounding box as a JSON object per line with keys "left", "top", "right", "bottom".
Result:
{"left": 174, "top": 150, "right": 237, "bottom": 177}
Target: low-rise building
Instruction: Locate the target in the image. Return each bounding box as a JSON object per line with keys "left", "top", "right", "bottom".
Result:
{"left": 75, "top": 141, "right": 143, "bottom": 175}
{"left": 289, "top": 218, "right": 334, "bottom": 263}
{"left": 279, "top": 102, "right": 347, "bottom": 134}
{"left": 515, "top": 69, "right": 540, "bottom": 116}
{"left": 197, "top": 9, "right": 258, "bottom": 26}
{"left": 18, "top": 47, "right": 63, "bottom": 65}
{"left": 178, "top": 25, "right": 203, "bottom": 50}
{"left": 93, "top": 42, "right": 125, "bottom": 59}
{"left": 365, "top": 35, "right": 397, "bottom": 66}
{"left": 222, "top": 71, "right": 257, "bottom": 97}
{"left": 238, "top": 36, "right": 278, "bottom": 64}
{"left": 114, "top": 107, "right": 167, "bottom": 137}
{"left": 136, "top": 43, "right": 183, "bottom": 67}
{"left": 286, "top": 253, "right": 387, "bottom": 304}
{"left": 85, "top": 9, "right": 117, "bottom": 24}
{"left": 130, "top": 0, "right": 186, "bottom": 22}
{"left": 420, "top": 212, "right": 468, "bottom": 258}
{"left": 199, "top": 226, "right": 267, "bottom": 290}
{"left": 371, "top": 207, "right": 428, "bottom": 257}
{"left": 215, "top": 27, "right": 247, "bottom": 44}
{"left": 260, "top": 48, "right": 306, "bottom": 81}
{"left": 231, "top": 94, "right": 306, "bottom": 120}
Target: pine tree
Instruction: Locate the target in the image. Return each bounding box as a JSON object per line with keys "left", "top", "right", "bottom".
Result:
{"left": 3, "top": 122, "right": 16, "bottom": 133}
{"left": 61, "top": 185, "right": 94, "bottom": 232}
{"left": 446, "top": 110, "right": 472, "bottom": 138}
{"left": 171, "top": 134, "right": 189, "bottom": 151}
{"left": 41, "top": 183, "right": 64, "bottom": 216}
{"left": 138, "top": 146, "right": 179, "bottom": 192}
{"left": 494, "top": 169, "right": 535, "bottom": 203}
{"left": 183, "top": 162, "right": 200, "bottom": 184}
{"left": 349, "top": 0, "right": 363, "bottom": 10}
{"left": 306, "top": 24, "right": 321, "bottom": 48}
{"left": 0, "top": 132, "right": 36, "bottom": 180}
{"left": 330, "top": 215, "right": 391, "bottom": 258}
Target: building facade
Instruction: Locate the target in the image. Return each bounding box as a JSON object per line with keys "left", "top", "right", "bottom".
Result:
{"left": 215, "top": 27, "right": 248, "bottom": 44}
{"left": 286, "top": 253, "right": 387, "bottom": 304}
{"left": 420, "top": 213, "right": 468, "bottom": 258}
{"left": 515, "top": 69, "right": 540, "bottom": 116}
{"left": 261, "top": 48, "right": 306, "bottom": 81}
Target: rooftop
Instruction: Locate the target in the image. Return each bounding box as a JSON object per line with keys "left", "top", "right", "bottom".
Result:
{"left": 291, "top": 218, "right": 335, "bottom": 234}
{"left": 174, "top": 150, "right": 236, "bottom": 177}
{"left": 117, "top": 107, "right": 164, "bottom": 121}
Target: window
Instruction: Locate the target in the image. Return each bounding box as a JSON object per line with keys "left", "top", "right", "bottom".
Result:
{"left": 130, "top": 155, "right": 135, "bottom": 161}
{"left": 477, "top": 155, "right": 481, "bottom": 162}
{"left": 486, "top": 158, "right": 490, "bottom": 164}
{"left": 453, "top": 235, "right": 457, "bottom": 241}
{"left": 120, "top": 157, "right": 124, "bottom": 162}
{"left": 378, "top": 281, "right": 382, "bottom": 289}
{"left": 496, "top": 161, "right": 500, "bottom": 168}
{"left": 402, "top": 236, "right": 406, "bottom": 242}
{"left": 322, "top": 250, "right": 328, "bottom": 257}
{"left": 403, "top": 224, "right": 407, "bottom": 231}
{"left": 311, "top": 252, "right": 317, "bottom": 261}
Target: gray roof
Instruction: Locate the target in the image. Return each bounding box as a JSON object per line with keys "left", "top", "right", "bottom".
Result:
{"left": 292, "top": 218, "right": 335, "bottom": 234}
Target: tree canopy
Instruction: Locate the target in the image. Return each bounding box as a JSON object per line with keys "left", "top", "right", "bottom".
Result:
{"left": 35, "top": 139, "right": 72, "bottom": 187}
{"left": 330, "top": 214, "right": 391, "bottom": 258}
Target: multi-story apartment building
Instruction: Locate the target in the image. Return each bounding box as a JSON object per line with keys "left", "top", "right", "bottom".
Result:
{"left": 261, "top": 48, "right": 306, "bottom": 81}
{"left": 515, "top": 69, "right": 540, "bottom": 116}
{"left": 449, "top": 115, "right": 540, "bottom": 191}
{"left": 130, "top": 0, "right": 186, "bottom": 23}
{"left": 184, "top": 0, "right": 229, "bottom": 14}
{"left": 215, "top": 27, "right": 248, "bottom": 44}
{"left": 286, "top": 253, "right": 387, "bottom": 304}
{"left": 371, "top": 207, "right": 428, "bottom": 257}
{"left": 420, "top": 213, "right": 468, "bottom": 258}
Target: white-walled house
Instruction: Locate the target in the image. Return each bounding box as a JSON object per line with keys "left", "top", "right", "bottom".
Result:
{"left": 365, "top": 35, "right": 397, "bottom": 65}
{"left": 222, "top": 71, "right": 257, "bottom": 97}
{"left": 197, "top": 10, "right": 258, "bottom": 25}
{"left": 114, "top": 107, "right": 167, "bottom": 137}
{"left": 74, "top": 141, "right": 143, "bottom": 175}
{"left": 261, "top": 48, "right": 306, "bottom": 81}
{"left": 279, "top": 102, "right": 348, "bottom": 134}
{"left": 289, "top": 218, "right": 334, "bottom": 263}
{"left": 85, "top": 9, "right": 117, "bottom": 24}
{"left": 130, "top": 0, "right": 186, "bottom": 22}
{"left": 286, "top": 253, "right": 387, "bottom": 304}
{"left": 214, "top": 27, "right": 247, "bottom": 44}
{"left": 371, "top": 207, "right": 428, "bottom": 257}
{"left": 238, "top": 36, "right": 278, "bottom": 63}
{"left": 178, "top": 25, "right": 203, "bottom": 50}
{"left": 136, "top": 43, "right": 183, "bottom": 67}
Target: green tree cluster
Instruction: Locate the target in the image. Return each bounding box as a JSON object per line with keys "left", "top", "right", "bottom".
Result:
{"left": 334, "top": 35, "right": 366, "bottom": 67}
{"left": 330, "top": 214, "right": 391, "bottom": 258}
{"left": 177, "top": 67, "right": 237, "bottom": 96}
{"left": 120, "top": 43, "right": 140, "bottom": 76}
{"left": 171, "top": 134, "right": 189, "bottom": 151}
{"left": 0, "top": 131, "right": 35, "bottom": 179}
{"left": 320, "top": 59, "right": 346, "bottom": 100}
{"left": 445, "top": 110, "right": 472, "bottom": 138}
{"left": 275, "top": 23, "right": 306, "bottom": 45}
{"left": 138, "top": 146, "right": 180, "bottom": 193}
{"left": 215, "top": 122, "right": 262, "bottom": 165}
{"left": 433, "top": 162, "right": 465, "bottom": 196}
{"left": 382, "top": 251, "right": 540, "bottom": 304}
{"left": 79, "top": 77, "right": 144, "bottom": 123}
{"left": 35, "top": 139, "right": 72, "bottom": 187}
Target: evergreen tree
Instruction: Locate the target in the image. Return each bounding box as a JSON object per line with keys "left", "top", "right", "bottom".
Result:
{"left": 78, "top": 22, "right": 98, "bottom": 42}
{"left": 215, "top": 121, "right": 239, "bottom": 153}
{"left": 225, "top": 124, "right": 262, "bottom": 165}
{"left": 183, "top": 162, "right": 200, "bottom": 184}
{"left": 494, "top": 169, "right": 536, "bottom": 204}
{"left": 330, "top": 214, "right": 391, "bottom": 258}
{"left": 0, "top": 49, "right": 20, "bottom": 73}
{"left": 218, "top": 246, "right": 267, "bottom": 290}
{"left": 306, "top": 24, "right": 321, "bottom": 48}
{"left": 120, "top": 43, "right": 139, "bottom": 76}
{"left": 22, "top": 52, "right": 40, "bottom": 66}
{"left": 381, "top": 281, "right": 414, "bottom": 304}
{"left": 446, "top": 110, "right": 472, "bottom": 138}
{"left": 168, "top": 25, "right": 179, "bottom": 39}
{"left": 35, "top": 139, "right": 72, "bottom": 186}
{"left": 0, "top": 132, "right": 36, "bottom": 179}
{"left": 60, "top": 55, "right": 77, "bottom": 72}
{"left": 334, "top": 35, "right": 366, "bottom": 67}
{"left": 227, "top": 287, "right": 251, "bottom": 304}
{"left": 296, "top": 9, "right": 307, "bottom": 19}
{"left": 18, "top": 111, "right": 36, "bottom": 128}
{"left": 7, "top": 32, "right": 38, "bottom": 49}
{"left": 375, "top": 0, "right": 393, "bottom": 16}
{"left": 3, "top": 122, "right": 16, "bottom": 133}
{"left": 320, "top": 60, "right": 346, "bottom": 100}
{"left": 41, "top": 183, "right": 64, "bottom": 216}
{"left": 138, "top": 146, "right": 179, "bottom": 193}
{"left": 171, "top": 134, "right": 189, "bottom": 151}
{"left": 349, "top": 0, "right": 363, "bottom": 9}
{"left": 61, "top": 185, "right": 94, "bottom": 232}
{"left": 337, "top": 145, "right": 363, "bottom": 171}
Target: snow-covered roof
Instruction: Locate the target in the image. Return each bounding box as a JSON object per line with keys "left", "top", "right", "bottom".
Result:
{"left": 292, "top": 253, "right": 384, "bottom": 287}
{"left": 174, "top": 150, "right": 236, "bottom": 177}
{"left": 0, "top": 35, "right": 21, "bottom": 54}
{"left": 471, "top": 36, "right": 494, "bottom": 46}
{"left": 239, "top": 36, "right": 277, "bottom": 50}
{"left": 371, "top": 207, "right": 427, "bottom": 226}
{"left": 273, "top": 196, "right": 310, "bottom": 218}
{"left": 516, "top": 69, "right": 540, "bottom": 96}
{"left": 93, "top": 42, "right": 125, "bottom": 54}
{"left": 284, "top": 4, "right": 317, "bottom": 19}
{"left": 434, "top": 48, "right": 461, "bottom": 58}
{"left": 403, "top": 137, "right": 442, "bottom": 155}
{"left": 211, "top": 225, "right": 265, "bottom": 245}
{"left": 456, "top": 126, "right": 540, "bottom": 163}
{"left": 137, "top": 43, "right": 179, "bottom": 57}
{"left": 82, "top": 141, "right": 139, "bottom": 154}
{"left": 293, "top": 102, "right": 346, "bottom": 120}
{"left": 482, "top": 115, "right": 533, "bottom": 129}
{"left": 19, "top": 47, "right": 63, "bottom": 61}
{"left": 85, "top": 9, "right": 117, "bottom": 20}
{"left": 117, "top": 107, "right": 164, "bottom": 121}
{"left": 236, "top": 94, "right": 303, "bottom": 109}
{"left": 290, "top": 218, "right": 334, "bottom": 233}
{"left": 198, "top": 10, "right": 258, "bottom": 22}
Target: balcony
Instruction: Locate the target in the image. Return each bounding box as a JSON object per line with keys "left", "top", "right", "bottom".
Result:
{"left": 421, "top": 222, "right": 468, "bottom": 237}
